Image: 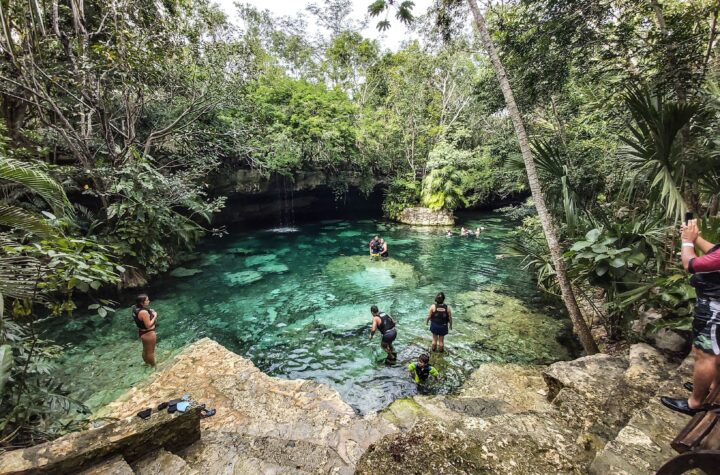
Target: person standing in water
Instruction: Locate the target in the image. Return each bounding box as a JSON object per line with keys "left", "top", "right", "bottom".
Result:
{"left": 132, "top": 294, "right": 157, "bottom": 367}
{"left": 379, "top": 238, "right": 389, "bottom": 257}
{"left": 426, "top": 292, "right": 452, "bottom": 352}
{"left": 369, "top": 305, "right": 397, "bottom": 362}
{"left": 369, "top": 235, "right": 382, "bottom": 256}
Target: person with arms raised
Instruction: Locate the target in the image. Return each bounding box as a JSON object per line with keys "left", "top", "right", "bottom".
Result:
{"left": 661, "top": 219, "right": 720, "bottom": 415}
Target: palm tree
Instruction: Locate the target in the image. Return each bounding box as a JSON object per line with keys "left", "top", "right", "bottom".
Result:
{"left": 369, "top": 0, "right": 598, "bottom": 353}
{"left": 620, "top": 86, "right": 700, "bottom": 221}
{"left": 0, "top": 155, "right": 71, "bottom": 398}
{"left": 466, "top": 0, "right": 598, "bottom": 354}
{"left": 421, "top": 166, "right": 467, "bottom": 211}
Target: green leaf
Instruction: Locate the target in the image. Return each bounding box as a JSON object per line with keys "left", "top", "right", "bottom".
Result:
{"left": 609, "top": 257, "right": 626, "bottom": 268}
{"left": 596, "top": 263, "right": 609, "bottom": 276}
{"left": 98, "top": 307, "right": 107, "bottom": 318}
{"left": 0, "top": 344, "right": 12, "bottom": 399}
{"left": 88, "top": 304, "right": 100, "bottom": 310}
{"left": 585, "top": 229, "right": 601, "bottom": 243}
{"left": 570, "top": 241, "right": 590, "bottom": 251}
{"left": 0, "top": 157, "right": 72, "bottom": 216}
{"left": 627, "top": 251, "right": 646, "bottom": 265}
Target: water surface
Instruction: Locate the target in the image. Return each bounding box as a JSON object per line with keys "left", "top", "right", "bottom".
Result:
{"left": 44, "top": 214, "right": 573, "bottom": 414}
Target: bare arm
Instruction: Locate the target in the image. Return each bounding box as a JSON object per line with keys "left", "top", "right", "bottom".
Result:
{"left": 447, "top": 306, "right": 452, "bottom": 330}
{"left": 369, "top": 317, "right": 378, "bottom": 340}
{"left": 139, "top": 309, "right": 156, "bottom": 329}
{"left": 695, "top": 235, "right": 715, "bottom": 254}
{"left": 426, "top": 304, "right": 435, "bottom": 324}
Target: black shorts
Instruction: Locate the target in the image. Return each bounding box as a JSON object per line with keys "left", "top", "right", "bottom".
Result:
{"left": 692, "top": 298, "right": 720, "bottom": 355}
{"left": 381, "top": 328, "right": 397, "bottom": 344}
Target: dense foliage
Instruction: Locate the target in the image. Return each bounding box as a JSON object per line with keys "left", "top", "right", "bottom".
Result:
{"left": 0, "top": 0, "right": 718, "bottom": 449}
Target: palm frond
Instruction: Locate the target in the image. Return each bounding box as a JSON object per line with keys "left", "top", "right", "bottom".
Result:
{"left": 0, "top": 157, "right": 71, "bottom": 217}
{"left": 0, "top": 204, "right": 58, "bottom": 237}
{"left": 619, "top": 86, "right": 701, "bottom": 221}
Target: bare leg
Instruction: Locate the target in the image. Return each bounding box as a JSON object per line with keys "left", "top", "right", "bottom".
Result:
{"left": 438, "top": 335, "right": 445, "bottom": 352}
{"left": 689, "top": 348, "right": 716, "bottom": 408}
{"left": 141, "top": 332, "right": 157, "bottom": 367}
{"left": 431, "top": 334, "right": 438, "bottom": 351}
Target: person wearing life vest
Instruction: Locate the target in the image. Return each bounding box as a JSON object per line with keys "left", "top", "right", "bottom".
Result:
{"left": 132, "top": 293, "right": 157, "bottom": 367}
{"left": 408, "top": 354, "right": 439, "bottom": 384}
{"left": 379, "top": 238, "right": 388, "bottom": 258}
{"left": 661, "top": 219, "right": 720, "bottom": 416}
{"left": 369, "top": 235, "right": 382, "bottom": 256}
{"left": 369, "top": 305, "right": 397, "bottom": 362}
{"left": 426, "top": 292, "right": 452, "bottom": 352}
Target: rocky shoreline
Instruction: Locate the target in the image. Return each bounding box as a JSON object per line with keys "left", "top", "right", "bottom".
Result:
{"left": 0, "top": 338, "right": 691, "bottom": 474}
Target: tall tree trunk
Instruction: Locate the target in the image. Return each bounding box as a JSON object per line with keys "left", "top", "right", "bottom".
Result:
{"left": 466, "top": 0, "right": 599, "bottom": 354}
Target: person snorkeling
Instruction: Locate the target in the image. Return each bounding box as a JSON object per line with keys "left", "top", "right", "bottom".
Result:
{"left": 461, "top": 227, "right": 469, "bottom": 236}
{"left": 369, "top": 305, "right": 397, "bottom": 363}
{"left": 132, "top": 293, "right": 157, "bottom": 367}
{"left": 408, "top": 354, "right": 439, "bottom": 384}
{"left": 426, "top": 292, "right": 452, "bottom": 352}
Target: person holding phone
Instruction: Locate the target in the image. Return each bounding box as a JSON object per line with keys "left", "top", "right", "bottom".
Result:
{"left": 661, "top": 217, "right": 720, "bottom": 415}
{"left": 132, "top": 294, "right": 158, "bottom": 367}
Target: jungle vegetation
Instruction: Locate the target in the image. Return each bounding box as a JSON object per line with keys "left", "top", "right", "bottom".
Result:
{"left": 0, "top": 0, "right": 718, "bottom": 449}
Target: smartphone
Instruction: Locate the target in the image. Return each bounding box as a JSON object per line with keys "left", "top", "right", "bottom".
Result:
{"left": 684, "top": 212, "right": 693, "bottom": 225}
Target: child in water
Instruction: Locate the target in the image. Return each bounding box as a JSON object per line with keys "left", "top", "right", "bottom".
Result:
{"left": 408, "top": 354, "right": 439, "bottom": 384}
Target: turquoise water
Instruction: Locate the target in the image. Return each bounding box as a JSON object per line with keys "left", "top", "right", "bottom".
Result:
{"left": 43, "top": 213, "right": 574, "bottom": 414}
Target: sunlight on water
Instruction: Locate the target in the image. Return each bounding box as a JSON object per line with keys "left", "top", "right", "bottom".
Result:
{"left": 42, "top": 213, "right": 575, "bottom": 414}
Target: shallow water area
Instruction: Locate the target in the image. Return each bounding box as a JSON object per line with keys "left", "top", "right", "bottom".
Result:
{"left": 42, "top": 213, "right": 574, "bottom": 414}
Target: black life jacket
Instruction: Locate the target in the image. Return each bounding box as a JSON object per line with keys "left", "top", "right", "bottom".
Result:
{"left": 371, "top": 240, "right": 382, "bottom": 253}
{"left": 132, "top": 306, "right": 152, "bottom": 330}
{"left": 416, "top": 363, "right": 432, "bottom": 381}
{"left": 377, "top": 312, "right": 395, "bottom": 334}
{"left": 431, "top": 303, "right": 449, "bottom": 326}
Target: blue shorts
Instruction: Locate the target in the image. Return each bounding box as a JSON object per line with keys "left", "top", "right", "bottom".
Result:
{"left": 430, "top": 322, "right": 448, "bottom": 336}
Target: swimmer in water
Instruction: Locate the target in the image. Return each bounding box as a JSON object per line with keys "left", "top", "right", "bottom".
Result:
{"left": 408, "top": 354, "right": 439, "bottom": 384}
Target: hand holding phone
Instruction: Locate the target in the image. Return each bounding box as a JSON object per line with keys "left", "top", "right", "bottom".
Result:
{"left": 684, "top": 212, "right": 694, "bottom": 225}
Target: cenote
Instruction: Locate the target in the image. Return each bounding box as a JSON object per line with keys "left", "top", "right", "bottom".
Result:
{"left": 42, "top": 212, "right": 576, "bottom": 415}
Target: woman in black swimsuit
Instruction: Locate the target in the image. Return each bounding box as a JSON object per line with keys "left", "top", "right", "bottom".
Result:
{"left": 132, "top": 294, "right": 157, "bottom": 367}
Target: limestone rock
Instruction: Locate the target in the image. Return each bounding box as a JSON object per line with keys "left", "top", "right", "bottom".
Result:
{"left": 543, "top": 354, "right": 627, "bottom": 402}
{"left": 0, "top": 407, "right": 200, "bottom": 474}
{"left": 100, "top": 338, "right": 396, "bottom": 473}
{"left": 624, "top": 343, "right": 672, "bottom": 387}
{"left": 78, "top": 456, "right": 134, "bottom": 475}
{"left": 397, "top": 207, "right": 454, "bottom": 226}
{"left": 133, "top": 448, "right": 197, "bottom": 475}
{"left": 653, "top": 328, "right": 689, "bottom": 353}
{"left": 589, "top": 357, "right": 693, "bottom": 474}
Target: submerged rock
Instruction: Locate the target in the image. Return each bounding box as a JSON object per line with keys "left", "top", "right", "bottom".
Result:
{"left": 244, "top": 254, "right": 278, "bottom": 267}
{"left": 169, "top": 267, "right": 203, "bottom": 278}
{"left": 456, "top": 289, "right": 570, "bottom": 363}
{"left": 257, "top": 263, "right": 289, "bottom": 274}
{"left": 224, "top": 270, "right": 263, "bottom": 286}
{"left": 325, "top": 256, "right": 418, "bottom": 291}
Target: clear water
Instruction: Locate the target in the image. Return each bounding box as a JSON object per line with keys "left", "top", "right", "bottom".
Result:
{"left": 42, "top": 213, "right": 574, "bottom": 414}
